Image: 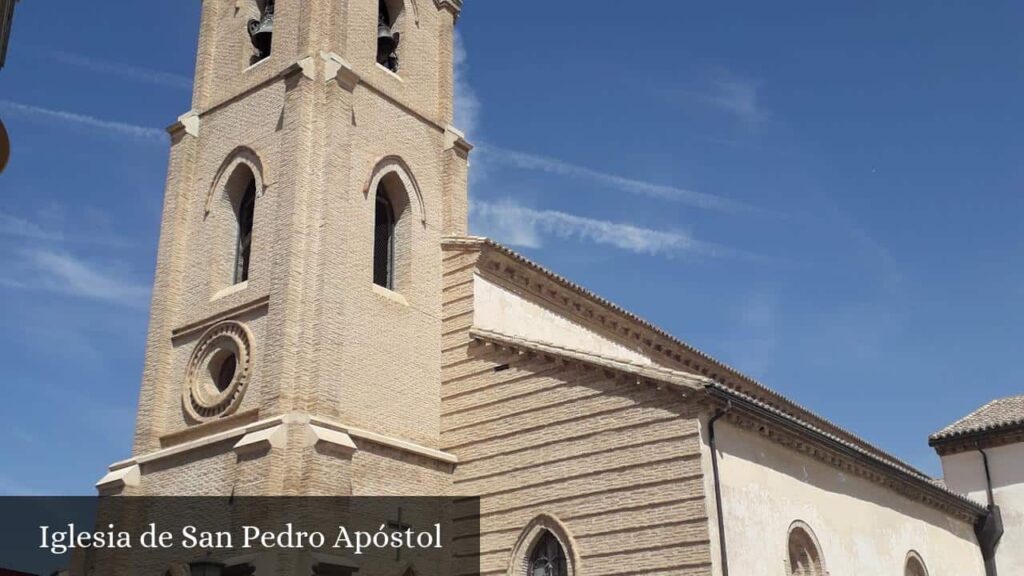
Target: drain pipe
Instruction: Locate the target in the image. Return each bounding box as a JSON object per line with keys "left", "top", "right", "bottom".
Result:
{"left": 974, "top": 446, "right": 1003, "bottom": 576}
{"left": 707, "top": 401, "right": 733, "bottom": 576}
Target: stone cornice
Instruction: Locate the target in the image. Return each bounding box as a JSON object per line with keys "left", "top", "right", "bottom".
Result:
{"left": 468, "top": 327, "right": 710, "bottom": 397}
{"left": 706, "top": 384, "right": 987, "bottom": 523}
{"left": 464, "top": 325, "right": 983, "bottom": 523}
{"left": 442, "top": 236, "right": 916, "bottom": 474}
{"left": 100, "top": 412, "right": 457, "bottom": 490}
{"left": 434, "top": 0, "right": 463, "bottom": 19}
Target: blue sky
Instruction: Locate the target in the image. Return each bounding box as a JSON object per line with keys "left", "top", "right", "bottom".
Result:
{"left": 0, "top": 1, "right": 1022, "bottom": 494}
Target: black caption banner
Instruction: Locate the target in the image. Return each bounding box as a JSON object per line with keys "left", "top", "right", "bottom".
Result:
{"left": 0, "top": 497, "right": 481, "bottom": 576}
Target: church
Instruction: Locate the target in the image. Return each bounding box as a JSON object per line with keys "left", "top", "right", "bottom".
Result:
{"left": 93, "top": 1, "right": 1022, "bottom": 575}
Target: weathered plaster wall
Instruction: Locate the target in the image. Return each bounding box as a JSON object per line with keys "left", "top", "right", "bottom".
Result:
{"left": 941, "top": 442, "right": 1024, "bottom": 575}
{"left": 704, "top": 420, "right": 985, "bottom": 576}
{"left": 472, "top": 274, "right": 651, "bottom": 366}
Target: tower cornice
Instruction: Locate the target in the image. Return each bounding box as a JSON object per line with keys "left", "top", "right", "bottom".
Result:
{"left": 434, "top": 0, "right": 463, "bottom": 19}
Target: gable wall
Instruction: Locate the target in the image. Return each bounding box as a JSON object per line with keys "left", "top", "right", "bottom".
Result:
{"left": 440, "top": 248, "right": 713, "bottom": 575}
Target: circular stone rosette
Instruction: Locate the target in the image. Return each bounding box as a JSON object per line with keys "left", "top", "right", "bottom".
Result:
{"left": 183, "top": 320, "right": 254, "bottom": 421}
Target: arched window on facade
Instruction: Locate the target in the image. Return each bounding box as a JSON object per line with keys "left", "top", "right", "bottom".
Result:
{"left": 528, "top": 531, "right": 568, "bottom": 576}
{"left": 787, "top": 523, "right": 825, "bottom": 576}
{"left": 905, "top": 552, "right": 928, "bottom": 576}
{"left": 373, "top": 191, "right": 396, "bottom": 289}
{"left": 234, "top": 177, "right": 256, "bottom": 284}
{"left": 376, "top": 0, "right": 402, "bottom": 72}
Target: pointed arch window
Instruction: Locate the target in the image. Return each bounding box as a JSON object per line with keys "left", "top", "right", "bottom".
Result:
{"left": 374, "top": 191, "right": 396, "bottom": 289}
{"left": 234, "top": 178, "right": 256, "bottom": 284}
{"left": 528, "top": 531, "right": 567, "bottom": 576}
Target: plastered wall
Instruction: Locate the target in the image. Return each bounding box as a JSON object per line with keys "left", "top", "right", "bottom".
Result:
{"left": 705, "top": 420, "right": 985, "bottom": 576}
{"left": 941, "top": 442, "right": 1024, "bottom": 575}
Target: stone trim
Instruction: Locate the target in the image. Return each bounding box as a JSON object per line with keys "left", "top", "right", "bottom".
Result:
{"left": 363, "top": 155, "right": 428, "bottom": 225}
{"left": 96, "top": 464, "right": 141, "bottom": 492}
{"left": 433, "top": 0, "right": 463, "bottom": 18}
{"left": 444, "top": 125, "right": 473, "bottom": 155}
{"left": 177, "top": 111, "right": 200, "bottom": 137}
{"left": 320, "top": 51, "right": 358, "bottom": 91}
{"left": 506, "top": 514, "right": 579, "bottom": 576}
{"left": 466, "top": 327, "right": 985, "bottom": 522}
{"left": 171, "top": 295, "right": 270, "bottom": 341}
{"left": 442, "top": 236, "right": 922, "bottom": 478}
{"left": 784, "top": 520, "right": 827, "bottom": 576}
{"left": 906, "top": 549, "right": 930, "bottom": 576}
{"left": 304, "top": 422, "right": 357, "bottom": 456}
{"left": 160, "top": 409, "right": 261, "bottom": 448}
{"left": 100, "top": 413, "right": 457, "bottom": 486}
{"left": 468, "top": 327, "right": 708, "bottom": 396}
{"left": 309, "top": 415, "right": 458, "bottom": 465}
{"left": 233, "top": 423, "right": 287, "bottom": 456}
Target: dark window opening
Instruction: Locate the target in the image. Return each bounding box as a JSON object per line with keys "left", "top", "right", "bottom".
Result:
{"left": 529, "top": 531, "right": 567, "bottom": 576}
{"left": 235, "top": 179, "right": 256, "bottom": 284}
{"left": 493, "top": 364, "right": 510, "bottom": 373}
{"left": 374, "top": 192, "right": 396, "bottom": 289}
{"left": 376, "top": 0, "right": 400, "bottom": 72}
{"left": 248, "top": 0, "right": 275, "bottom": 64}
{"left": 215, "top": 353, "right": 238, "bottom": 393}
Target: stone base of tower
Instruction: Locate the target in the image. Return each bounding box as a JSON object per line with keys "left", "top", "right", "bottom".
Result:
{"left": 97, "top": 412, "right": 456, "bottom": 497}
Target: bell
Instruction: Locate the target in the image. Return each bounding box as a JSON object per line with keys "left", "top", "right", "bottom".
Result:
{"left": 248, "top": 10, "right": 274, "bottom": 59}
{"left": 377, "top": 22, "right": 398, "bottom": 56}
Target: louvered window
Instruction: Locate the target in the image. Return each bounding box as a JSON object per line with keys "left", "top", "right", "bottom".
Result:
{"left": 374, "top": 193, "right": 396, "bottom": 289}
{"left": 234, "top": 179, "right": 256, "bottom": 284}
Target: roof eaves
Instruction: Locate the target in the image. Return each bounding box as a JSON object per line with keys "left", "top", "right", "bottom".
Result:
{"left": 706, "top": 382, "right": 986, "bottom": 517}
{"left": 444, "top": 236, "right": 920, "bottom": 472}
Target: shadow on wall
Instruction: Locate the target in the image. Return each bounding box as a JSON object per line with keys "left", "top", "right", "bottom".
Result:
{"left": 717, "top": 420, "right": 976, "bottom": 541}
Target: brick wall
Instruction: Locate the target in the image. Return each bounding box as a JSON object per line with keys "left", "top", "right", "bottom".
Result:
{"left": 440, "top": 245, "right": 714, "bottom": 576}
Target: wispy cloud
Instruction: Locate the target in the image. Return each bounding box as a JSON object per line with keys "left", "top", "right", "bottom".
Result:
{"left": 706, "top": 77, "right": 765, "bottom": 124}
{"left": 477, "top": 144, "right": 752, "bottom": 213}
{"left": 0, "top": 212, "right": 61, "bottom": 241}
{"left": 453, "top": 31, "right": 480, "bottom": 140}
{"left": 472, "top": 200, "right": 765, "bottom": 261}
{"left": 678, "top": 71, "right": 766, "bottom": 125}
{"left": 0, "top": 211, "right": 150, "bottom": 309}
{"left": 20, "top": 249, "right": 150, "bottom": 308}
{"left": 44, "top": 49, "right": 192, "bottom": 91}
{"left": 0, "top": 100, "right": 165, "bottom": 143}
{"left": 728, "top": 291, "right": 780, "bottom": 378}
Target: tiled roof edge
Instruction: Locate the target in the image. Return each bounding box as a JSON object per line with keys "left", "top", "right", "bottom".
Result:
{"left": 442, "top": 236, "right": 920, "bottom": 473}
{"left": 707, "top": 383, "right": 986, "bottom": 517}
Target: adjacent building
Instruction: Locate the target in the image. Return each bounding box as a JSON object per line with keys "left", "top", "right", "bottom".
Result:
{"left": 932, "top": 395, "right": 1024, "bottom": 575}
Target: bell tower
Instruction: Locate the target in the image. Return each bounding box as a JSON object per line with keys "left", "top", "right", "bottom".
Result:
{"left": 98, "top": 0, "right": 472, "bottom": 498}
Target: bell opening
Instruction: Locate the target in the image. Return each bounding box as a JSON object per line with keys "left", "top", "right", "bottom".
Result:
{"left": 248, "top": 0, "right": 275, "bottom": 64}
{"left": 376, "top": 0, "right": 401, "bottom": 72}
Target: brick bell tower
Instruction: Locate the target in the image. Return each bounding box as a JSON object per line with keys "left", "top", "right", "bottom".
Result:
{"left": 97, "top": 0, "right": 472, "bottom": 497}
